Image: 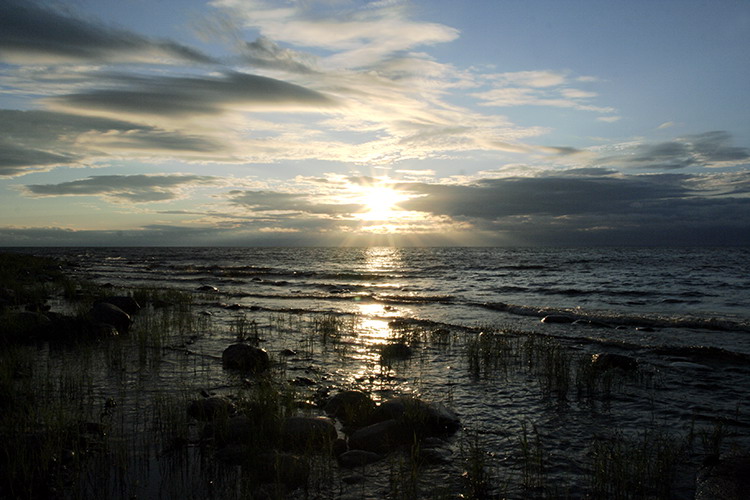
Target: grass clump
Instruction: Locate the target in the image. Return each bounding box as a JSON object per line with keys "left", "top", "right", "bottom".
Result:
{"left": 588, "top": 429, "right": 686, "bottom": 499}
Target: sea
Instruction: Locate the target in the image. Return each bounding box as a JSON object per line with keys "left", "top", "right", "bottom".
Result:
{"left": 13, "top": 246, "right": 750, "bottom": 498}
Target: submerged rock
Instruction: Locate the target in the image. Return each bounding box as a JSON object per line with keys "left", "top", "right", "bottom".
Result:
{"left": 541, "top": 314, "right": 575, "bottom": 324}
{"left": 591, "top": 353, "right": 638, "bottom": 372}
{"left": 222, "top": 343, "right": 270, "bottom": 372}
{"left": 380, "top": 342, "right": 413, "bottom": 361}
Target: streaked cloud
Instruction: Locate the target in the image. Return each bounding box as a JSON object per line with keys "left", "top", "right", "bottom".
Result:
{"left": 472, "top": 72, "right": 616, "bottom": 114}
{"left": 23, "top": 174, "right": 224, "bottom": 203}
{"left": 48, "top": 71, "right": 336, "bottom": 119}
{"left": 212, "top": 0, "right": 459, "bottom": 68}
{"left": 0, "top": 110, "right": 230, "bottom": 176}
{"left": 599, "top": 131, "right": 750, "bottom": 170}
{"left": 0, "top": 0, "right": 214, "bottom": 64}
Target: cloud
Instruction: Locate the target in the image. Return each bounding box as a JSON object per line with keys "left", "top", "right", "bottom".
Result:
{"left": 48, "top": 71, "right": 336, "bottom": 119}
{"left": 473, "top": 70, "right": 615, "bottom": 114}
{"left": 213, "top": 0, "right": 459, "bottom": 68}
{"left": 22, "top": 174, "right": 223, "bottom": 203}
{"left": 229, "top": 190, "right": 362, "bottom": 215}
{"left": 600, "top": 131, "right": 750, "bottom": 170}
{"left": 387, "top": 170, "right": 750, "bottom": 245}
{"left": 0, "top": 110, "right": 230, "bottom": 176}
{"left": 396, "top": 174, "right": 688, "bottom": 219}
{"left": 242, "top": 36, "right": 318, "bottom": 74}
{"left": 0, "top": 0, "right": 214, "bottom": 64}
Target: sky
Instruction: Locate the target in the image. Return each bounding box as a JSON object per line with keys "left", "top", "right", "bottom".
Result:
{"left": 1, "top": 0, "right": 749, "bottom": 247}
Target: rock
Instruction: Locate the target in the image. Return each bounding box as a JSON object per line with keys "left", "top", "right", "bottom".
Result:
{"left": 371, "top": 396, "right": 460, "bottom": 437}
{"left": 290, "top": 376, "right": 316, "bottom": 386}
{"left": 348, "top": 419, "right": 409, "bottom": 454}
{"left": 337, "top": 450, "right": 382, "bottom": 468}
{"left": 324, "top": 390, "right": 375, "bottom": 427}
{"left": 97, "top": 296, "right": 140, "bottom": 315}
{"left": 695, "top": 455, "right": 750, "bottom": 500}
{"left": 89, "top": 302, "right": 131, "bottom": 334}
{"left": 280, "top": 416, "right": 337, "bottom": 451}
{"left": 279, "top": 348, "right": 297, "bottom": 357}
{"left": 380, "top": 342, "right": 413, "bottom": 361}
{"left": 187, "top": 396, "right": 235, "bottom": 421}
{"left": 222, "top": 343, "right": 270, "bottom": 372}
{"left": 541, "top": 315, "right": 575, "bottom": 324}
{"left": 591, "top": 353, "right": 638, "bottom": 372}
{"left": 197, "top": 285, "right": 218, "bottom": 292}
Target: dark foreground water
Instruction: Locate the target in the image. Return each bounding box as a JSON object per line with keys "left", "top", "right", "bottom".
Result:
{"left": 14, "top": 246, "right": 750, "bottom": 498}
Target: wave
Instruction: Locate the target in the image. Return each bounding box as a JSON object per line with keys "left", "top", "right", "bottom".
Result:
{"left": 480, "top": 301, "right": 750, "bottom": 333}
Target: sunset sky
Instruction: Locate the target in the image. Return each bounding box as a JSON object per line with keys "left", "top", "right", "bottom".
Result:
{"left": 1, "top": 0, "right": 749, "bottom": 246}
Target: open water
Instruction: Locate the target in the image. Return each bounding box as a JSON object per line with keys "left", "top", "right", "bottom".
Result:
{"left": 19, "top": 246, "right": 750, "bottom": 498}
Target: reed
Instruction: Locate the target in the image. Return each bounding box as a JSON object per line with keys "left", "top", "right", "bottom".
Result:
{"left": 459, "top": 431, "right": 496, "bottom": 500}
{"left": 588, "top": 428, "right": 686, "bottom": 499}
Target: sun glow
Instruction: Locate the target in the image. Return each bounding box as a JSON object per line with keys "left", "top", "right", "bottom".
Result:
{"left": 353, "top": 181, "right": 410, "bottom": 222}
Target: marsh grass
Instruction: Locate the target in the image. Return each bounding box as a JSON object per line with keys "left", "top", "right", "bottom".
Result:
{"left": 230, "top": 312, "right": 259, "bottom": 342}
{"left": 460, "top": 431, "right": 497, "bottom": 499}
{"left": 518, "top": 421, "right": 547, "bottom": 495}
{"left": 588, "top": 429, "right": 686, "bottom": 499}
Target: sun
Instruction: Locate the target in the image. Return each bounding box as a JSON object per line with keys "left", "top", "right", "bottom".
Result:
{"left": 355, "top": 183, "right": 409, "bottom": 221}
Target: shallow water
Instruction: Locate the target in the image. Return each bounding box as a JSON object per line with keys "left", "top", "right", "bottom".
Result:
{"left": 13, "top": 246, "right": 750, "bottom": 498}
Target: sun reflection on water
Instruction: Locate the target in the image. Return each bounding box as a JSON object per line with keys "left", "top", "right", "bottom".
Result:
{"left": 342, "top": 248, "right": 414, "bottom": 388}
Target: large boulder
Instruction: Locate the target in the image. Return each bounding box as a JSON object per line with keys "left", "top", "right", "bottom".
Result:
{"left": 324, "top": 390, "right": 375, "bottom": 427}
{"left": 280, "top": 416, "right": 337, "bottom": 451}
{"left": 371, "top": 396, "right": 460, "bottom": 437}
{"left": 348, "top": 419, "right": 410, "bottom": 454}
{"left": 222, "top": 343, "right": 270, "bottom": 372}
{"left": 89, "top": 301, "right": 131, "bottom": 334}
